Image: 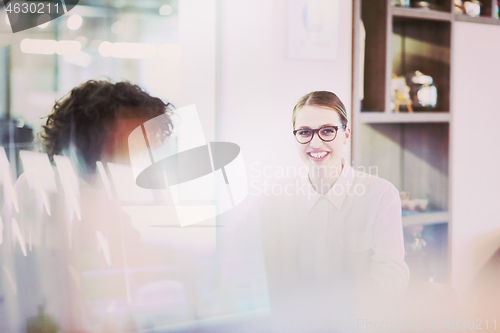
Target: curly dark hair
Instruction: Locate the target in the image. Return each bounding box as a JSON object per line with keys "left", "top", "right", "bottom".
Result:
{"left": 41, "top": 80, "right": 174, "bottom": 175}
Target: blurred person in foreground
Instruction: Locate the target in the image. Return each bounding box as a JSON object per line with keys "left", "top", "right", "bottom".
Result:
{"left": 259, "top": 91, "right": 409, "bottom": 331}
{"left": 1, "top": 80, "right": 174, "bottom": 332}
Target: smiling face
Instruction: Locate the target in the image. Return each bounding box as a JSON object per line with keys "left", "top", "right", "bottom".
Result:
{"left": 294, "top": 105, "right": 350, "bottom": 176}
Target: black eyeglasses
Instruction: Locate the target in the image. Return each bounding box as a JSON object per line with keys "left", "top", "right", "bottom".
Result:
{"left": 293, "top": 125, "right": 346, "bottom": 144}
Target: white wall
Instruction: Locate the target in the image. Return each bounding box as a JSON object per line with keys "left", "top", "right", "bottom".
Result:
{"left": 215, "top": 1, "right": 354, "bottom": 312}
{"left": 219, "top": 0, "right": 353, "bottom": 177}
{"left": 451, "top": 22, "right": 500, "bottom": 293}
{"left": 179, "top": 0, "right": 217, "bottom": 142}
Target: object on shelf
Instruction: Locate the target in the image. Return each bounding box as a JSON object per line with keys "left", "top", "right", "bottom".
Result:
{"left": 406, "top": 71, "right": 438, "bottom": 109}
{"left": 400, "top": 191, "right": 429, "bottom": 211}
{"left": 455, "top": 0, "right": 464, "bottom": 14}
{"left": 463, "top": 0, "right": 481, "bottom": 17}
{"left": 411, "top": 0, "right": 441, "bottom": 9}
{"left": 405, "top": 224, "right": 427, "bottom": 252}
{"left": 414, "top": 1, "right": 431, "bottom": 8}
{"left": 393, "top": 0, "right": 411, "bottom": 6}
{"left": 391, "top": 74, "right": 413, "bottom": 112}
{"left": 403, "top": 223, "right": 448, "bottom": 282}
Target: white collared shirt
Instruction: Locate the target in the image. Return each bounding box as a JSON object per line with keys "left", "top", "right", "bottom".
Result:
{"left": 259, "top": 162, "right": 410, "bottom": 314}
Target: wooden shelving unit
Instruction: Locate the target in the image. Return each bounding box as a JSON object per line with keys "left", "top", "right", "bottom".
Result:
{"left": 358, "top": 112, "right": 451, "bottom": 123}
{"left": 392, "top": 6, "right": 453, "bottom": 20}
{"left": 351, "top": 0, "right": 498, "bottom": 284}
{"left": 455, "top": 14, "right": 500, "bottom": 24}
{"left": 402, "top": 211, "right": 450, "bottom": 227}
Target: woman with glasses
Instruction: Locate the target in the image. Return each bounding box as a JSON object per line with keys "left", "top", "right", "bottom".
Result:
{"left": 260, "top": 91, "right": 409, "bottom": 328}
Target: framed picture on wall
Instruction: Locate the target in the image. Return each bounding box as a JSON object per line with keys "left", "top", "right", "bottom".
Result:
{"left": 286, "top": 0, "right": 340, "bottom": 60}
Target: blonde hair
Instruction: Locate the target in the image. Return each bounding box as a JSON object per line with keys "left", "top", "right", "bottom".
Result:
{"left": 292, "top": 91, "right": 348, "bottom": 129}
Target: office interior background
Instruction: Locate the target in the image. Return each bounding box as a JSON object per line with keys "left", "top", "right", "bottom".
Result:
{"left": 1, "top": 0, "right": 500, "bottom": 331}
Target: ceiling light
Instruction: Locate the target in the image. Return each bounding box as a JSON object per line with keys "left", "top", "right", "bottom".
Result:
{"left": 111, "top": 21, "right": 124, "bottom": 34}
{"left": 98, "top": 41, "right": 113, "bottom": 57}
{"left": 159, "top": 5, "right": 173, "bottom": 16}
{"left": 67, "top": 15, "right": 82, "bottom": 30}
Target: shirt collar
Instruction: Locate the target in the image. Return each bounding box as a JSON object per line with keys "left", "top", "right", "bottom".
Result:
{"left": 301, "top": 160, "right": 356, "bottom": 212}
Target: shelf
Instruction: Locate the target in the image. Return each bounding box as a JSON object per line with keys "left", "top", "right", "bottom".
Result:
{"left": 391, "top": 6, "right": 453, "bottom": 21}
{"left": 393, "top": 3, "right": 500, "bottom": 25}
{"left": 402, "top": 211, "right": 449, "bottom": 226}
{"left": 154, "top": 309, "right": 271, "bottom": 332}
{"left": 355, "top": 0, "right": 453, "bottom": 287}
{"left": 454, "top": 14, "right": 500, "bottom": 25}
{"left": 392, "top": 18, "right": 451, "bottom": 111}
{"left": 403, "top": 222, "right": 449, "bottom": 283}
{"left": 358, "top": 123, "right": 449, "bottom": 213}
{"left": 359, "top": 112, "right": 451, "bottom": 123}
